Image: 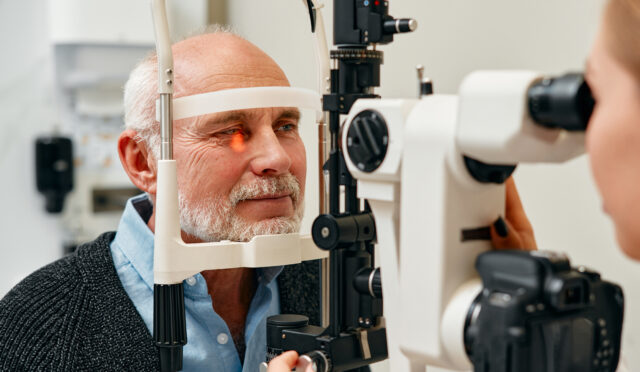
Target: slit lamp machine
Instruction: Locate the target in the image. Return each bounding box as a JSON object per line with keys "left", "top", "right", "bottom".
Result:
{"left": 149, "top": 1, "right": 624, "bottom": 371}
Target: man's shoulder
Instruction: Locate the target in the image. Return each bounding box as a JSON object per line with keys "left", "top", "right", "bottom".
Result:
{"left": 0, "top": 232, "right": 158, "bottom": 371}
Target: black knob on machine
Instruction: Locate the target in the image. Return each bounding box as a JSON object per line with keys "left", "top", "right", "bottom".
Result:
{"left": 354, "top": 267, "right": 382, "bottom": 298}
{"left": 296, "top": 350, "right": 331, "bottom": 372}
{"left": 382, "top": 18, "right": 418, "bottom": 34}
{"left": 345, "top": 110, "right": 389, "bottom": 173}
{"left": 312, "top": 213, "right": 376, "bottom": 251}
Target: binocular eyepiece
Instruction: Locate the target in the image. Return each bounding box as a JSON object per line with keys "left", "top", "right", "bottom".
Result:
{"left": 528, "top": 72, "right": 595, "bottom": 131}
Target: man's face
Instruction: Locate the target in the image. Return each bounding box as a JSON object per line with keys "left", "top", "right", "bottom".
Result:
{"left": 174, "top": 106, "right": 306, "bottom": 242}
{"left": 168, "top": 34, "right": 307, "bottom": 242}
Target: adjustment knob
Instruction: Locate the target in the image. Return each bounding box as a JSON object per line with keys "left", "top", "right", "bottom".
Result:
{"left": 346, "top": 110, "right": 389, "bottom": 172}
{"left": 312, "top": 213, "right": 376, "bottom": 251}
{"left": 383, "top": 18, "right": 418, "bottom": 34}
{"left": 296, "top": 351, "right": 331, "bottom": 372}
{"left": 354, "top": 267, "right": 382, "bottom": 298}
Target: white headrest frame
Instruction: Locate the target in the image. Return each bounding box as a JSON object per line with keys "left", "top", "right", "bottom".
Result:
{"left": 165, "top": 86, "right": 322, "bottom": 122}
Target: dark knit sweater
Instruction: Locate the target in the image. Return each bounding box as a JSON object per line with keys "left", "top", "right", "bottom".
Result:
{"left": 0, "top": 232, "right": 320, "bottom": 371}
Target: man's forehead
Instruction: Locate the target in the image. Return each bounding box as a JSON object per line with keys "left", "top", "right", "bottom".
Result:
{"left": 176, "top": 65, "right": 290, "bottom": 96}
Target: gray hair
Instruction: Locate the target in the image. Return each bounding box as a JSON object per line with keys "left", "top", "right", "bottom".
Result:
{"left": 122, "top": 24, "right": 238, "bottom": 159}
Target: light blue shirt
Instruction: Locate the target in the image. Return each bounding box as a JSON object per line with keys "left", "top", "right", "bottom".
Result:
{"left": 110, "top": 194, "right": 281, "bottom": 372}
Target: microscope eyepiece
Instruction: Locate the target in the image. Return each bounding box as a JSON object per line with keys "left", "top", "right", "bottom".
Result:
{"left": 528, "top": 72, "right": 595, "bottom": 131}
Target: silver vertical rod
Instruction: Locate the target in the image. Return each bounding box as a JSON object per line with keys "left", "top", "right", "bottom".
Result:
{"left": 151, "top": 0, "right": 174, "bottom": 160}
{"left": 159, "top": 93, "right": 173, "bottom": 160}
{"left": 318, "top": 112, "right": 331, "bottom": 327}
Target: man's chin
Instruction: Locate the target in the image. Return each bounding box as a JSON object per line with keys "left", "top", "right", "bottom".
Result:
{"left": 221, "top": 215, "right": 302, "bottom": 242}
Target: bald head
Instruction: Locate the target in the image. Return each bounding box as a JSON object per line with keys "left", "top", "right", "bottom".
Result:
{"left": 172, "top": 33, "right": 290, "bottom": 96}
{"left": 123, "top": 29, "right": 290, "bottom": 158}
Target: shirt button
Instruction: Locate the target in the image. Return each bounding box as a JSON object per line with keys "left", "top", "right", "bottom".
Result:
{"left": 217, "top": 333, "right": 229, "bottom": 345}
{"left": 186, "top": 276, "right": 197, "bottom": 286}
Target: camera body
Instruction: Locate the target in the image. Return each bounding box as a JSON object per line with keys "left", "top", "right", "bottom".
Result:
{"left": 465, "top": 250, "right": 624, "bottom": 372}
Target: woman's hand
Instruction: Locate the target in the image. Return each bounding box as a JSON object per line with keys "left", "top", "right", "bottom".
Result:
{"left": 490, "top": 177, "right": 537, "bottom": 251}
{"left": 266, "top": 351, "right": 314, "bottom": 372}
{"left": 267, "top": 351, "right": 298, "bottom": 372}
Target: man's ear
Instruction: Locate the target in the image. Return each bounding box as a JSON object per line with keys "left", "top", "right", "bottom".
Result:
{"left": 118, "top": 129, "right": 158, "bottom": 195}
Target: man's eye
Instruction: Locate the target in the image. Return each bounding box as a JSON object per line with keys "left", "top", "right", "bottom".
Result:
{"left": 219, "top": 127, "right": 243, "bottom": 136}
{"left": 276, "top": 123, "right": 298, "bottom": 132}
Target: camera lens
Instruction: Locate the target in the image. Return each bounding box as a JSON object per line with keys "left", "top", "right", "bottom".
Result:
{"left": 528, "top": 72, "right": 595, "bottom": 131}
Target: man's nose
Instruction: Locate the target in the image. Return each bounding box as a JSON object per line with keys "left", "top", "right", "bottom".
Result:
{"left": 248, "top": 129, "right": 292, "bottom": 176}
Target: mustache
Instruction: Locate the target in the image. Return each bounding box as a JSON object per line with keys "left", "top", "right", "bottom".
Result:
{"left": 229, "top": 174, "right": 301, "bottom": 206}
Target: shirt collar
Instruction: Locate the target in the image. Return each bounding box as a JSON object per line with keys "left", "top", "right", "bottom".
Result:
{"left": 112, "top": 194, "right": 283, "bottom": 291}
{"left": 111, "top": 194, "right": 156, "bottom": 290}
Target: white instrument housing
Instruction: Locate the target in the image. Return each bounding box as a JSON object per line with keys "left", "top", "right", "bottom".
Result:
{"left": 342, "top": 70, "right": 586, "bottom": 371}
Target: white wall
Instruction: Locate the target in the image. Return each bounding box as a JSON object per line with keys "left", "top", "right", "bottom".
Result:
{"left": 227, "top": 0, "right": 639, "bottom": 371}
{"left": 0, "top": 0, "right": 64, "bottom": 296}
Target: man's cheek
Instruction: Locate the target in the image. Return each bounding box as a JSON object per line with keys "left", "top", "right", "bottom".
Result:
{"left": 287, "top": 141, "right": 307, "bottom": 185}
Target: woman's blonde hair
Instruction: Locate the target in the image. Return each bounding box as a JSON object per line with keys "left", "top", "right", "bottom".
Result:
{"left": 604, "top": 0, "right": 640, "bottom": 81}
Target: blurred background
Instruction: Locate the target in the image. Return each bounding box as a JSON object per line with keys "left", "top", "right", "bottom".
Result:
{"left": 1, "top": 1, "right": 638, "bottom": 371}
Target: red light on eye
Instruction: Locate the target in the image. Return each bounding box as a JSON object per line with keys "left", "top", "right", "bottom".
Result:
{"left": 374, "top": 0, "right": 380, "bottom": 5}
{"left": 230, "top": 132, "right": 246, "bottom": 152}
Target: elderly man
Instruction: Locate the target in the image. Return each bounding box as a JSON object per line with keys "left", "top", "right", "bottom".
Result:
{"left": 0, "top": 30, "right": 319, "bottom": 372}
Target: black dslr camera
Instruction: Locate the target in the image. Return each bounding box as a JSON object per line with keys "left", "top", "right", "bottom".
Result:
{"left": 464, "top": 250, "right": 624, "bottom": 372}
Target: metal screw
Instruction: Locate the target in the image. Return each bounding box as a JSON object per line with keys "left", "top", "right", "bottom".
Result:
{"left": 166, "top": 68, "right": 173, "bottom": 74}
{"left": 321, "top": 227, "right": 330, "bottom": 238}
{"left": 166, "top": 79, "right": 173, "bottom": 86}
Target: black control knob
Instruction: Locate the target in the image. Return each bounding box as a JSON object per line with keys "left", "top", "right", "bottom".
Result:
{"left": 312, "top": 213, "right": 376, "bottom": 251}
{"left": 346, "top": 110, "right": 389, "bottom": 173}
{"left": 297, "top": 350, "right": 331, "bottom": 372}
{"left": 354, "top": 267, "right": 382, "bottom": 298}
{"left": 383, "top": 18, "right": 418, "bottom": 34}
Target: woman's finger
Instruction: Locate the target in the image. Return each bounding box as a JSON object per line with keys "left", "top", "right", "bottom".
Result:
{"left": 504, "top": 177, "right": 535, "bottom": 235}
{"left": 267, "top": 351, "right": 299, "bottom": 372}
{"left": 491, "top": 216, "right": 524, "bottom": 250}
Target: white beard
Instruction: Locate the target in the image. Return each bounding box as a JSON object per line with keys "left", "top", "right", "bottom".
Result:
{"left": 178, "top": 174, "right": 304, "bottom": 242}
